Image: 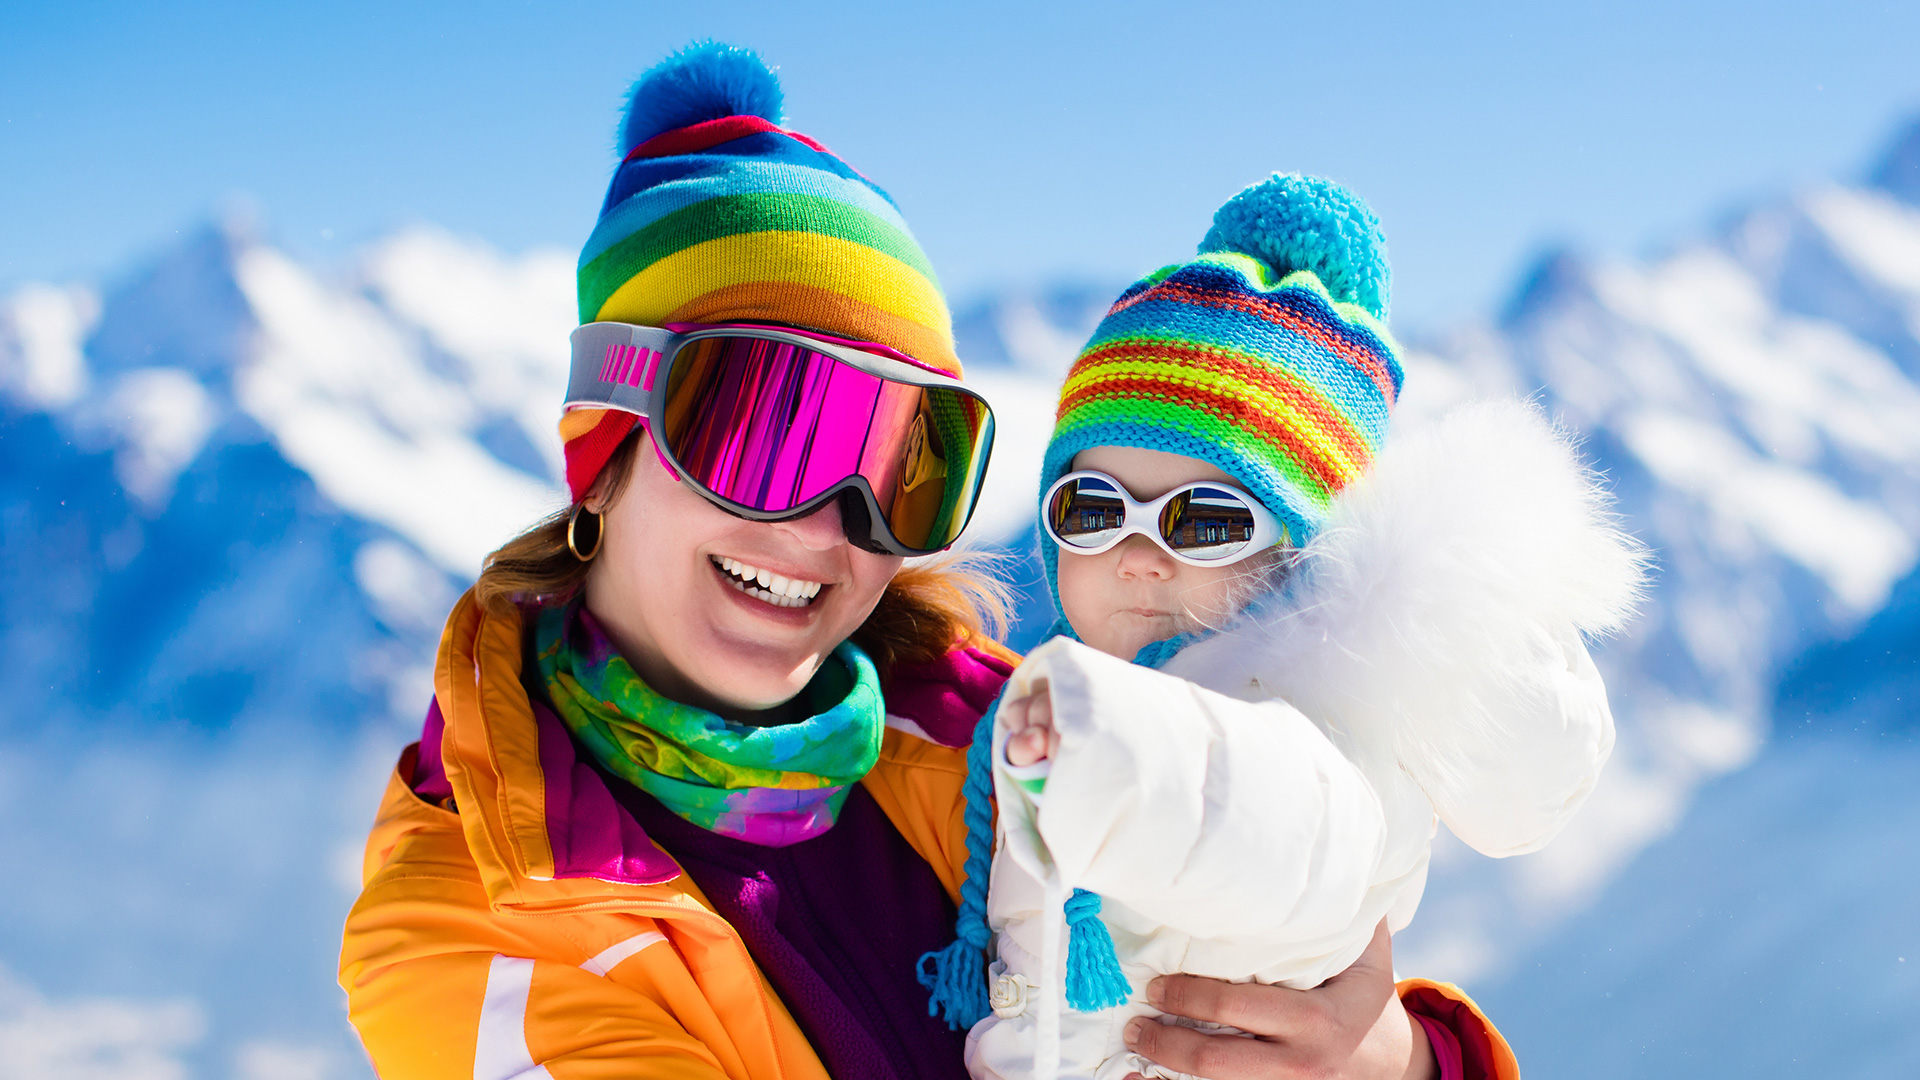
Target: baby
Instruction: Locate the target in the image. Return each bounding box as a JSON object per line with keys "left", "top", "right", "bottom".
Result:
{"left": 917, "top": 175, "right": 1646, "bottom": 1080}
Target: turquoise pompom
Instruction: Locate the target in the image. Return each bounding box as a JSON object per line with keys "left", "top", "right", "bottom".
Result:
{"left": 1199, "top": 173, "right": 1391, "bottom": 321}
{"left": 620, "top": 41, "right": 784, "bottom": 154}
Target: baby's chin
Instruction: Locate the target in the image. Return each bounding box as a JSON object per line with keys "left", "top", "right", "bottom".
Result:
{"left": 1080, "top": 610, "right": 1184, "bottom": 660}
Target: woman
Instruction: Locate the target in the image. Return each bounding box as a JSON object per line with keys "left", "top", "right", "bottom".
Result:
{"left": 338, "top": 43, "right": 1513, "bottom": 1080}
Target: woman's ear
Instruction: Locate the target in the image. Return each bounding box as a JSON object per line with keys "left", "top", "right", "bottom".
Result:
{"left": 582, "top": 470, "right": 617, "bottom": 516}
{"left": 581, "top": 429, "right": 650, "bottom": 518}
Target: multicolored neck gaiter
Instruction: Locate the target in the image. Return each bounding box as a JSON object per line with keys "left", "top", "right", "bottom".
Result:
{"left": 534, "top": 603, "right": 885, "bottom": 847}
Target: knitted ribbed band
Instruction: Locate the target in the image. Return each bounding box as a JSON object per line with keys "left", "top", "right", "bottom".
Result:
{"left": 1039, "top": 174, "right": 1404, "bottom": 602}
{"left": 563, "top": 42, "right": 959, "bottom": 502}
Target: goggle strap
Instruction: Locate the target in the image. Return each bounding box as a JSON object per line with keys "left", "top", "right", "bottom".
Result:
{"left": 565, "top": 323, "right": 679, "bottom": 417}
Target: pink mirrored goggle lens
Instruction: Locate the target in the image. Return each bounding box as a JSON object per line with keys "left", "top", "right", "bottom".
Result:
{"left": 658, "top": 336, "right": 988, "bottom": 551}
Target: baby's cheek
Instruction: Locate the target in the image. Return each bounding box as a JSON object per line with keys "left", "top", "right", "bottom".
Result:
{"left": 1181, "top": 577, "right": 1240, "bottom": 626}
{"left": 1180, "top": 561, "right": 1270, "bottom": 628}
{"left": 1054, "top": 556, "right": 1111, "bottom": 640}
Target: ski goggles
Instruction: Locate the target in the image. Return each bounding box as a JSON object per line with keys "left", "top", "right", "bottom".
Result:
{"left": 566, "top": 322, "right": 995, "bottom": 556}
{"left": 1043, "top": 470, "right": 1288, "bottom": 566}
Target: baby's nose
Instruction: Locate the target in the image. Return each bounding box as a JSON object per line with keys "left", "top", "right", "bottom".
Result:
{"left": 1114, "top": 533, "right": 1176, "bottom": 579}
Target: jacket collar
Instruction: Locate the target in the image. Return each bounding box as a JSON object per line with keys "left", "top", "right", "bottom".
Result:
{"left": 436, "top": 592, "right": 703, "bottom": 914}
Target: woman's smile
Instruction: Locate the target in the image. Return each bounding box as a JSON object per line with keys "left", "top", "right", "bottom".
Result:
{"left": 711, "top": 555, "right": 827, "bottom": 607}
{"left": 707, "top": 552, "right": 832, "bottom": 618}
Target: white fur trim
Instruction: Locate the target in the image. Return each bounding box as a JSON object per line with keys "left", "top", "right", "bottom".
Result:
{"left": 1164, "top": 400, "right": 1649, "bottom": 857}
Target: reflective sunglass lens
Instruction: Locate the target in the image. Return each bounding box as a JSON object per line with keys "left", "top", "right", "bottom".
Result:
{"left": 1048, "top": 476, "right": 1127, "bottom": 549}
{"left": 1159, "top": 485, "right": 1259, "bottom": 561}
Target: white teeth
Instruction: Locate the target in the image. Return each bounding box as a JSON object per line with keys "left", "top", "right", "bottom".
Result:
{"left": 711, "top": 556, "right": 824, "bottom": 608}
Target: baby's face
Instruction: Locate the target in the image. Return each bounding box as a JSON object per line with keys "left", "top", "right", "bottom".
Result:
{"left": 1057, "top": 445, "right": 1280, "bottom": 660}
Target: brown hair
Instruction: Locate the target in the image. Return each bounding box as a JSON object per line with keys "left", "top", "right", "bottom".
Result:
{"left": 475, "top": 435, "right": 644, "bottom": 618}
{"left": 474, "top": 434, "right": 1012, "bottom": 683}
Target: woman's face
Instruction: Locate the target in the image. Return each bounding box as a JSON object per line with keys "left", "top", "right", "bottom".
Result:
{"left": 1056, "top": 444, "right": 1278, "bottom": 661}
{"left": 582, "top": 431, "right": 903, "bottom": 720}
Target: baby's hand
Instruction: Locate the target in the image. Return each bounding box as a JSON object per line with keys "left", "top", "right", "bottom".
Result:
{"left": 1001, "top": 678, "right": 1059, "bottom": 767}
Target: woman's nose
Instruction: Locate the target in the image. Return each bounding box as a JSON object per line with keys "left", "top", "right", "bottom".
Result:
{"left": 1114, "top": 533, "right": 1176, "bottom": 580}
{"left": 772, "top": 496, "right": 847, "bottom": 551}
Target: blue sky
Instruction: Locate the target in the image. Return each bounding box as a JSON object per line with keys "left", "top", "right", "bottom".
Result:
{"left": 3, "top": 0, "right": 1917, "bottom": 331}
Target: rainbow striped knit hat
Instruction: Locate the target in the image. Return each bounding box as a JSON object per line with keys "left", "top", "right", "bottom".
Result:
{"left": 562, "top": 43, "right": 958, "bottom": 502}
{"left": 1040, "top": 173, "right": 1404, "bottom": 596}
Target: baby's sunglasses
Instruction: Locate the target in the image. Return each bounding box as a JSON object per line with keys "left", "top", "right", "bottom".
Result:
{"left": 566, "top": 321, "right": 995, "bottom": 556}
{"left": 1042, "top": 470, "right": 1289, "bottom": 566}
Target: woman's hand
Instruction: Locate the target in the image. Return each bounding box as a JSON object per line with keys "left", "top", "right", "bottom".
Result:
{"left": 1122, "top": 921, "right": 1435, "bottom": 1080}
{"left": 1001, "top": 678, "right": 1059, "bottom": 767}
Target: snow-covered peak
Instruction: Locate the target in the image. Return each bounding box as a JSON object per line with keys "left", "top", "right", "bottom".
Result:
{"left": 356, "top": 226, "right": 575, "bottom": 480}
{"left": 359, "top": 226, "right": 575, "bottom": 368}
{"left": 1498, "top": 247, "right": 1598, "bottom": 330}
{"left": 69, "top": 366, "right": 218, "bottom": 512}
{"left": 952, "top": 282, "right": 1116, "bottom": 379}
{"left": 1798, "top": 184, "right": 1920, "bottom": 312}
{"left": 1869, "top": 114, "right": 1920, "bottom": 206}
{"left": 85, "top": 219, "right": 256, "bottom": 387}
{"left": 0, "top": 283, "right": 96, "bottom": 409}
{"left": 3, "top": 219, "right": 571, "bottom": 577}
{"left": 233, "top": 243, "right": 562, "bottom": 574}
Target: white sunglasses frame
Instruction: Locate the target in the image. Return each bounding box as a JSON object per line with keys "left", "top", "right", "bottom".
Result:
{"left": 1041, "top": 469, "right": 1289, "bottom": 567}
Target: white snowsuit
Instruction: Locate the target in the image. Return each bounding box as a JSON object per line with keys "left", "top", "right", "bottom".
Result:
{"left": 964, "top": 402, "right": 1647, "bottom": 1080}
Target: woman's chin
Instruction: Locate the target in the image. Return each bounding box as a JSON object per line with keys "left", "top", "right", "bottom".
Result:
{"left": 674, "top": 620, "right": 835, "bottom": 715}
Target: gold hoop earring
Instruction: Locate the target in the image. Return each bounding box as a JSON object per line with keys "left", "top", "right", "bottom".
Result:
{"left": 566, "top": 504, "right": 604, "bottom": 562}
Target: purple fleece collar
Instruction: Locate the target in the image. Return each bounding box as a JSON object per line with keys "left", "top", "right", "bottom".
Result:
{"left": 412, "top": 697, "right": 679, "bottom": 885}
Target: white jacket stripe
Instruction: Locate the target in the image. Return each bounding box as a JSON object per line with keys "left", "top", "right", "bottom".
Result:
{"left": 475, "top": 955, "right": 555, "bottom": 1080}
{"left": 579, "top": 931, "right": 666, "bottom": 976}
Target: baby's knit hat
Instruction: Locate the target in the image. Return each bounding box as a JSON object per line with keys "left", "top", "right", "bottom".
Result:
{"left": 562, "top": 42, "right": 959, "bottom": 502}
{"left": 1038, "top": 173, "right": 1405, "bottom": 600}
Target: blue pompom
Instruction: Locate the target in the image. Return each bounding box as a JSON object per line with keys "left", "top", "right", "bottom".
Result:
{"left": 619, "top": 42, "right": 784, "bottom": 155}
{"left": 1199, "top": 173, "right": 1391, "bottom": 321}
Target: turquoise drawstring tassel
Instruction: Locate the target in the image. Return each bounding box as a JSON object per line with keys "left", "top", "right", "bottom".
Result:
{"left": 917, "top": 931, "right": 990, "bottom": 1030}
{"left": 917, "top": 704, "right": 1001, "bottom": 1030}
{"left": 1063, "top": 888, "right": 1130, "bottom": 1011}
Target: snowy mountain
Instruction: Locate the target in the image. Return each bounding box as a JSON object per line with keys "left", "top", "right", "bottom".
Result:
{"left": 3, "top": 118, "right": 1919, "bottom": 1077}
{"left": 1390, "top": 135, "right": 1920, "bottom": 991}
{"left": 0, "top": 223, "right": 529, "bottom": 1079}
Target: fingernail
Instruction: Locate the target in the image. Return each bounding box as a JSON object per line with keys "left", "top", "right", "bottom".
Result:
{"left": 1145, "top": 978, "right": 1163, "bottom": 1007}
{"left": 1124, "top": 1018, "right": 1145, "bottom": 1045}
